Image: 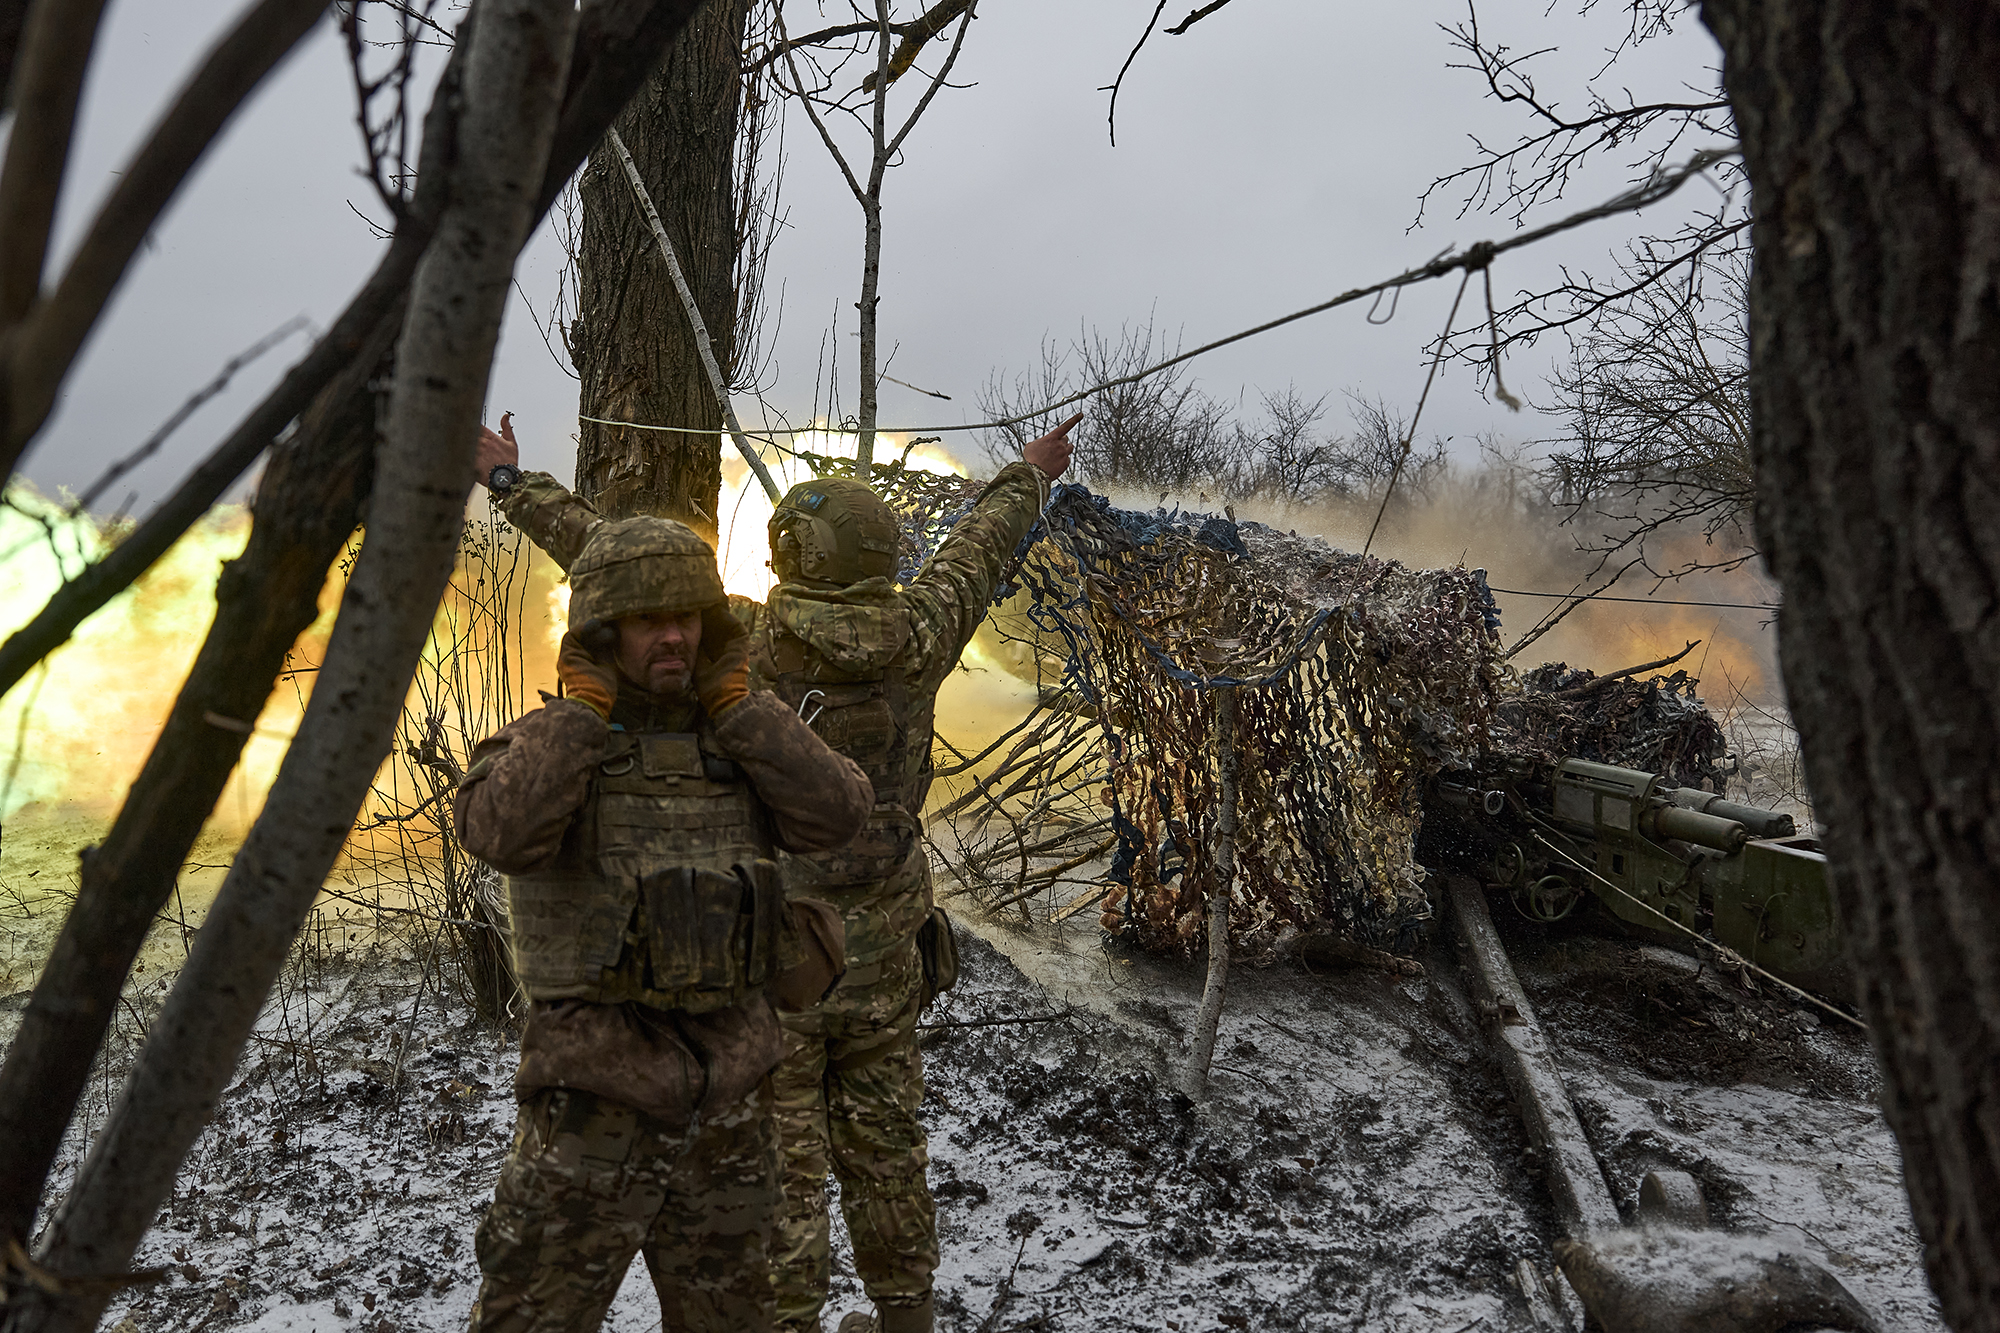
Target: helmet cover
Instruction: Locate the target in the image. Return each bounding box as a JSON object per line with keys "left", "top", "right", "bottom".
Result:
{"left": 568, "top": 515, "right": 724, "bottom": 626}
{"left": 768, "top": 478, "right": 900, "bottom": 586}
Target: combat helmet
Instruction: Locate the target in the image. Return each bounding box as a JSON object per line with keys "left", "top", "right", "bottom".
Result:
{"left": 568, "top": 516, "right": 724, "bottom": 626}
{"left": 768, "top": 477, "right": 900, "bottom": 587}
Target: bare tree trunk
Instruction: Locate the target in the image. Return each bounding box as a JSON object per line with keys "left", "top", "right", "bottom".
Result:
{"left": 0, "top": 0, "right": 109, "bottom": 326}
{"left": 853, "top": 0, "right": 892, "bottom": 469}
{"left": 0, "top": 0, "right": 706, "bottom": 1263}
{"left": 573, "top": 0, "right": 748, "bottom": 540}
{"left": 0, "top": 0, "right": 35, "bottom": 109}
{"left": 1181, "top": 688, "right": 1237, "bottom": 1100}
{"left": 855, "top": 186, "right": 883, "bottom": 467}
{"left": 0, "top": 315, "right": 391, "bottom": 1252}
{"left": 1, "top": 4, "right": 577, "bottom": 1325}
{"left": 1699, "top": 3, "right": 2000, "bottom": 1327}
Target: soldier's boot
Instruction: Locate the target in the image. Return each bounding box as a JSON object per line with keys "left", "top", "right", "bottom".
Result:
{"left": 834, "top": 1296, "right": 933, "bottom": 1333}
{"left": 880, "top": 1296, "right": 933, "bottom": 1333}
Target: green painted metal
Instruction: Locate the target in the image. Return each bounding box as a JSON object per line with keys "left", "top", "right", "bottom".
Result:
{"left": 1428, "top": 758, "right": 1847, "bottom": 1004}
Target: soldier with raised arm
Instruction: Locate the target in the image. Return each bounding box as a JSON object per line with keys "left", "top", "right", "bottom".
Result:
{"left": 455, "top": 515, "right": 871, "bottom": 1332}
{"left": 474, "top": 413, "right": 1078, "bottom": 1333}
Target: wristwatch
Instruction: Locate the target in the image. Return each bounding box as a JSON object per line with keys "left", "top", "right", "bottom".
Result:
{"left": 487, "top": 463, "right": 523, "bottom": 493}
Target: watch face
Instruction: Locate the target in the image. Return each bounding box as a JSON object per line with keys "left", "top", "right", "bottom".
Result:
{"left": 490, "top": 464, "right": 522, "bottom": 491}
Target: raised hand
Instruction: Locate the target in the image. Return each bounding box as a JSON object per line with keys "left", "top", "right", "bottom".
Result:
{"left": 474, "top": 411, "right": 520, "bottom": 486}
{"left": 1023, "top": 411, "right": 1082, "bottom": 480}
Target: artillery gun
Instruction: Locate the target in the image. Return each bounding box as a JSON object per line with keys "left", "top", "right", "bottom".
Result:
{"left": 1422, "top": 756, "right": 1848, "bottom": 1005}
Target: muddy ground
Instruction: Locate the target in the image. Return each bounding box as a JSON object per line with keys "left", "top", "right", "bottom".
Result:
{"left": 9, "top": 886, "right": 1937, "bottom": 1333}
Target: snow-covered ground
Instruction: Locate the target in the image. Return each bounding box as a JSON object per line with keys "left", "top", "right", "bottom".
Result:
{"left": 8, "top": 888, "right": 1938, "bottom": 1333}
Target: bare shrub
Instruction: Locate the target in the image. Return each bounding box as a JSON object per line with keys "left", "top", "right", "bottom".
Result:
{"left": 331, "top": 516, "right": 538, "bottom": 1027}
{"left": 1541, "top": 248, "right": 1755, "bottom": 583}
{"left": 978, "top": 328, "right": 1449, "bottom": 510}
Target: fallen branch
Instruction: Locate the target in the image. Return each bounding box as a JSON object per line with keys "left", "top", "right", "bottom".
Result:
{"left": 1293, "top": 932, "right": 1426, "bottom": 978}
{"left": 916, "top": 1009, "right": 1071, "bottom": 1033}
{"left": 931, "top": 686, "right": 1071, "bottom": 778}
{"left": 1503, "top": 559, "right": 1642, "bottom": 662}
{"left": 982, "top": 837, "right": 1118, "bottom": 911}
{"left": 1554, "top": 640, "right": 1701, "bottom": 698}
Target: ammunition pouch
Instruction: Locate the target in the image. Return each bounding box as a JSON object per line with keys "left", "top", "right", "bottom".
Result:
{"left": 639, "top": 859, "right": 802, "bottom": 1012}
{"left": 765, "top": 639, "right": 925, "bottom": 809}
{"left": 770, "top": 898, "right": 848, "bottom": 1011}
{"left": 917, "top": 906, "right": 959, "bottom": 1011}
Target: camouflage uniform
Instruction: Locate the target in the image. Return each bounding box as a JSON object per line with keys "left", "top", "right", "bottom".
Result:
{"left": 496, "top": 462, "right": 1051, "bottom": 1331}
{"left": 470, "top": 1084, "right": 777, "bottom": 1332}
{"left": 456, "top": 516, "right": 873, "bottom": 1333}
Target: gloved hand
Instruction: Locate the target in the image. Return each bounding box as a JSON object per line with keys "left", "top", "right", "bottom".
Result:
{"left": 558, "top": 618, "right": 620, "bottom": 719}
{"left": 694, "top": 604, "right": 751, "bottom": 717}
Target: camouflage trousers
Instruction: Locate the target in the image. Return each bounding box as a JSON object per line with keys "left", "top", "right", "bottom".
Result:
{"left": 770, "top": 939, "right": 935, "bottom": 1331}
{"left": 468, "top": 1081, "right": 780, "bottom": 1333}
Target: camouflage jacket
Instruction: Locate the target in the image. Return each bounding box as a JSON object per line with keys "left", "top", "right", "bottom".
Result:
{"left": 494, "top": 462, "right": 1051, "bottom": 963}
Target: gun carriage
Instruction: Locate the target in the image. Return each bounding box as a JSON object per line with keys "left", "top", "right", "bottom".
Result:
{"left": 1422, "top": 757, "right": 1845, "bottom": 1004}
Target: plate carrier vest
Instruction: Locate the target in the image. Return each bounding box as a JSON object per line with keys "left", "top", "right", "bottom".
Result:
{"left": 505, "top": 723, "right": 801, "bottom": 1014}
{"left": 759, "top": 621, "right": 931, "bottom": 888}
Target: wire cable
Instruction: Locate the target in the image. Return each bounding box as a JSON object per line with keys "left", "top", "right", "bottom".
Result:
{"left": 1488, "top": 586, "right": 1777, "bottom": 611}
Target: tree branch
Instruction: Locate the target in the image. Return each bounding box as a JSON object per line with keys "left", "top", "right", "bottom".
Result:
{"left": 0, "top": 0, "right": 709, "bottom": 706}
{"left": 773, "top": 5, "right": 868, "bottom": 204}
{"left": 862, "top": 0, "right": 970, "bottom": 92}
{"left": 883, "top": 0, "right": 977, "bottom": 161}
{"left": 1553, "top": 639, "right": 1701, "bottom": 697}
{"left": 746, "top": 0, "right": 967, "bottom": 78}
{"left": 1105, "top": 0, "right": 1168, "bottom": 148}
{"left": 1166, "top": 0, "right": 1236, "bottom": 36}
{"left": 1415, "top": 2, "right": 1733, "bottom": 227}
{"left": 0, "top": 0, "right": 111, "bottom": 324}
{"left": 70, "top": 317, "right": 309, "bottom": 515}
{"left": 1, "top": 0, "right": 327, "bottom": 479}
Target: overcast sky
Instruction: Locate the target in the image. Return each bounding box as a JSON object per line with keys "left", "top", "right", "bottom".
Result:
{"left": 21, "top": 0, "right": 1731, "bottom": 508}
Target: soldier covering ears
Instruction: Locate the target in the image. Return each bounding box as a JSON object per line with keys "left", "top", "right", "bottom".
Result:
{"left": 454, "top": 514, "right": 872, "bottom": 1333}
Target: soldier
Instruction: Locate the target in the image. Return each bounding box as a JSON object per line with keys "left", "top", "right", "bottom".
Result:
{"left": 454, "top": 514, "right": 873, "bottom": 1333}
{"left": 474, "top": 412, "right": 1078, "bottom": 1333}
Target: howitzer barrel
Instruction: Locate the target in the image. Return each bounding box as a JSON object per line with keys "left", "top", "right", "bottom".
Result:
{"left": 1667, "top": 786, "right": 1797, "bottom": 839}
{"left": 1640, "top": 804, "right": 1748, "bottom": 852}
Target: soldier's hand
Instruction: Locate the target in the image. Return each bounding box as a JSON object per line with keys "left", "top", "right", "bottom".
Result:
{"left": 694, "top": 606, "right": 752, "bottom": 717}
{"left": 557, "top": 619, "right": 620, "bottom": 719}
{"left": 474, "top": 412, "right": 520, "bottom": 486}
{"left": 1023, "top": 412, "right": 1082, "bottom": 480}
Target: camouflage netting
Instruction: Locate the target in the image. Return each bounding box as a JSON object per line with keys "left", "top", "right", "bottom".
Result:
{"left": 1498, "top": 662, "right": 1728, "bottom": 791}
{"left": 1005, "top": 489, "right": 1505, "bottom": 956}
{"left": 818, "top": 461, "right": 1728, "bottom": 960}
